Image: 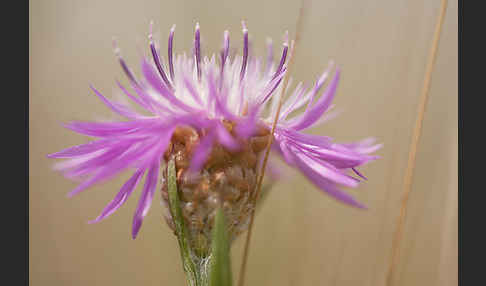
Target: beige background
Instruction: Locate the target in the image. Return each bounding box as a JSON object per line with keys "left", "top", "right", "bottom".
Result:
{"left": 29, "top": 0, "right": 457, "bottom": 285}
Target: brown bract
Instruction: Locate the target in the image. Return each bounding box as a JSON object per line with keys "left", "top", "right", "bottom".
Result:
{"left": 161, "top": 120, "right": 270, "bottom": 256}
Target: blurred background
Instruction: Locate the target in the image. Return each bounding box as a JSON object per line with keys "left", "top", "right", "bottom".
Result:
{"left": 29, "top": 0, "right": 457, "bottom": 285}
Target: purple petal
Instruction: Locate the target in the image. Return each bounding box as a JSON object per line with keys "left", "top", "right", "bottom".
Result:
{"left": 208, "top": 72, "right": 236, "bottom": 121}
{"left": 141, "top": 58, "right": 172, "bottom": 96}
{"left": 129, "top": 80, "right": 174, "bottom": 116}
{"left": 279, "top": 83, "right": 306, "bottom": 120}
{"left": 141, "top": 58, "right": 194, "bottom": 113}
{"left": 307, "top": 107, "right": 341, "bottom": 127}
{"left": 89, "top": 168, "right": 145, "bottom": 224}
{"left": 297, "top": 145, "right": 367, "bottom": 168}
{"left": 66, "top": 128, "right": 174, "bottom": 197}
{"left": 339, "top": 139, "right": 383, "bottom": 155}
{"left": 66, "top": 142, "right": 155, "bottom": 196}
{"left": 47, "top": 139, "right": 111, "bottom": 158}
{"left": 291, "top": 151, "right": 366, "bottom": 208}
{"left": 215, "top": 122, "right": 239, "bottom": 151}
{"left": 131, "top": 161, "right": 160, "bottom": 239}
{"left": 278, "top": 129, "right": 332, "bottom": 148}
{"left": 189, "top": 132, "right": 215, "bottom": 173}
{"left": 64, "top": 143, "right": 133, "bottom": 178}
{"left": 286, "top": 137, "right": 373, "bottom": 169}
{"left": 174, "top": 114, "right": 211, "bottom": 129}
{"left": 288, "top": 62, "right": 334, "bottom": 117}
{"left": 182, "top": 75, "right": 203, "bottom": 105}
{"left": 291, "top": 146, "right": 359, "bottom": 188}
{"left": 290, "top": 68, "right": 341, "bottom": 130}
{"left": 90, "top": 85, "right": 142, "bottom": 119}
{"left": 116, "top": 80, "right": 152, "bottom": 111}
{"left": 64, "top": 119, "right": 159, "bottom": 138}
{"left": 234, "top": 108, "right": 260, "bottom": 139}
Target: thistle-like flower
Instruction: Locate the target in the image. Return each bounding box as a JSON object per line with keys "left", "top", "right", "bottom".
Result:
{"left": 48, "top": 22, "right": 381, "bottom": 247}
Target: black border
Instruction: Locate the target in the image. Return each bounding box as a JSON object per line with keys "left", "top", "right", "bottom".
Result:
{"left": 6, "top": 0, "right": 28, "bottom": 282}
{"left": 458, "top": 0, "right": 462, "bottom": 284}
{"left": 459, "top": 0, "right": 486, "bottom": 284}
{"left": 21, "top": 0, "right": 28, "bottom": 283}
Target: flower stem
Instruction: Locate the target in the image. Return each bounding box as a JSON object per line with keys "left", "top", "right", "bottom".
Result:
{"left": 209, "top": 208, "right": 233, "bottom": 286}
{"left": 167, "top": 158, "right": 209, "bottom": 286}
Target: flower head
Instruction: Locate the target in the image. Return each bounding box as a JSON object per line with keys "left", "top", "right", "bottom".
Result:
{"left": 48, "top": 22, "right": 381, "bottom": 240}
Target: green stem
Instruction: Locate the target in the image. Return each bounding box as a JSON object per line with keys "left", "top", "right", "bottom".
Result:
{"left": 209, "top": 208, "right": 232, "bottom": 286}
{"left": 167, "top": 158, "right": 209, "bottom": 286}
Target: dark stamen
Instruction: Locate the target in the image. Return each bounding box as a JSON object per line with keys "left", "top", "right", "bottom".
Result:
{"left": 168, "top": 25, "right": 176, "bottom": 82}
{"left": 149, "top": 21, "right": 173, "bottom": 90}
{"left": 221, "top": 30, "right": 230, "bottom": 69}
{"left": 220, "top": 30, "right": 230, "bottom": 89}
{"left": 113, "top": 38, "right": 139, "bottom": 86}
{"left": 195, "top": 23, "right": 201, "bottom": 81}
{"left": 272, "top": 31, "right": 289, "bottom": 80}
{"left": 239, "top": 21, "right": 249, "bottom": 82}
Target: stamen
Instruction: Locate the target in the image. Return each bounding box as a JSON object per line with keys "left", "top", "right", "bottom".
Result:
{"left": 272, "top": 31, "right": 289, "bottom": 80}
{"left": 168, "top": 24, "right": 176, "bottom": 81}
{"left": 149, "top": 21, "right": 173, "bottom": 90}
{"left": 352, "top": 167, "right": 368, "bottom": 180}
{"left": 113, "top": 37, "right": 138, "bottom": 86}
{"left": 221, "top": 30, "right": 230, "bottom": 70}
{"left": 195, "top": 23, "right": 201, "bottom": 81}
{"left": 239, "top": 21, "right": 249, "bottom": 81}
{"left": 219, "top": 30, "right": 230, "bottom": 89}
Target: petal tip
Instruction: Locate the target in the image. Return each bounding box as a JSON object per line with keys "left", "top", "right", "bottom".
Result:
{"left": 131, "top": 223, "right": 141, "bottom": 240}
{"left": 87, "top": 218, "right": 99, "bottom": 225}
{"left": 357, "top": 203, "right": 368, "bottom": 210}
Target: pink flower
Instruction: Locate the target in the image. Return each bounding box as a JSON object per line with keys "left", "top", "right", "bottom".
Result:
{"left": 48, "top": 22, "right": 381, "bottom": 239}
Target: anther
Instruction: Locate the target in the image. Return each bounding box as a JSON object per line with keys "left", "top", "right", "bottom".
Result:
{"left": 221, "top": 30, "right": 230, "bottom": 68}
{"left": 195, "top": 22, "right": 201, "bottom": 81}
{"left": 168, "top": 24, "right": 176, "bottom": 81}
{"left": 149, "top": 21, "right": 173, "bottom": 90}
{"left": 272, "top": 30, "right": 289, "bottom": 80}
{"left": 220, "top": 30, "right": 230, "bottom": 89}
{"left": 113, "top": 37, "right": 138, "bottom": 86}
{"left": 239, "top": 21, "right": 249, "bottom": 82}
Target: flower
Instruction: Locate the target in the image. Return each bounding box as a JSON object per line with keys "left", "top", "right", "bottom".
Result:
{"left": 48, "top": 21, "right": 381, "bottom": 240}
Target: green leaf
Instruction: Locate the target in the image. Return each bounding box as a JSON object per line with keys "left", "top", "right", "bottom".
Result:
{"left": 167, "top": 158, "right": 202, "bottom": 285}
{"left": 209, "top": 208, "right": 232, "bottom": 286}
